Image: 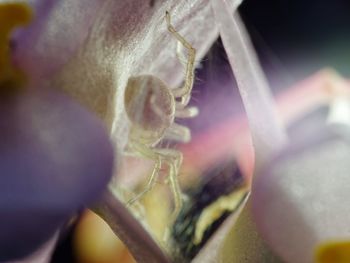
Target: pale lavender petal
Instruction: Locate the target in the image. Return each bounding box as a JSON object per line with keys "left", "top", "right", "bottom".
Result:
{"left": 252, "top": 109, "right": 350, "bottom": 263}
{"left": 13, "top": 0, "right": 106, "bottom": 81}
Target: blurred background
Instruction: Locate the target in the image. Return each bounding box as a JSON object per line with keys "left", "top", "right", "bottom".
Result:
{"left": 241, "top": 0, "right": 350, "bottom": 88}
{"left": 51, "top": 0, "right": 350, "bottom": 262}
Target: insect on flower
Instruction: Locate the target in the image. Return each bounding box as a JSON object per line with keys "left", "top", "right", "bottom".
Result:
{"left": 123, "top": 11, "right": 198, "bottom": 220}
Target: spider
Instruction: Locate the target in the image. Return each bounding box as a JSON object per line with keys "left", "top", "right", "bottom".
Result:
{"left": 123, "top": 11, "right": 197, "bottom": 221}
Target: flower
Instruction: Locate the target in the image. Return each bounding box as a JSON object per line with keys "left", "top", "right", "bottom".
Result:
{"left": 3, "top": 0, "right": 350, "bottom": 262}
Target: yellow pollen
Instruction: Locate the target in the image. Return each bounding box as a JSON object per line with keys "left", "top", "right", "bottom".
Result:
{"left": 0, "top": 2, "right": 32, "bottom": 89}
{"left": 315, "top": 241, "right": 350, "bottom": 263}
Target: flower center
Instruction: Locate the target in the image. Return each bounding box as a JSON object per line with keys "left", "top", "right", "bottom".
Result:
{"left": 0, "top": 2, "right": 32, "bottom": 91}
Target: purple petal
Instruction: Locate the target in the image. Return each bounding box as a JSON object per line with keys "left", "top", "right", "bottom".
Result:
{"left": 9, "top": 233, "right": 59, "bottom": 263}
{"left": 0, "top": 88, "right": 114, "bottom": 260}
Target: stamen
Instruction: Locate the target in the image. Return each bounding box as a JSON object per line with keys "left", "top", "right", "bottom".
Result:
{"left": 0, "top": 2, "right": 32, "bottom": 90}
{"left": 315, "top": 241, "right": 350, "bottom": 263}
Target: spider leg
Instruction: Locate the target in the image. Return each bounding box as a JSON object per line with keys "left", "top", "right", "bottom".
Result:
{"left": 165, "top": 11, "right": 196, "bottom": 108}
{"left": 168, "top": 160, "right": 182, "bottom": 222}
{"left": 154, "top": 148, "right": 184, "bottom": 222}
{"left": 127, "top": 157, "right": 162, "bottom": 207}
{"left": 117, "top": 186, "right": 146, "bottom": 221}
{"left": 164, "top": 122, "right": 191, "bottom": 143}
{"left": 127, "top": 141, "right": 185, "bottom": 222}
{"left": 175, "top": 105, "right": 199, "bottom": 118}
{"left": 126, "top": 142, "right": 162, "bottom": 207}
{"left": 176, "top": 41, "right": 188, "bottom": 68}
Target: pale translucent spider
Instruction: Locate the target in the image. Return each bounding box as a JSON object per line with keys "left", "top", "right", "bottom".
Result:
{"left": 124, "top": 11, "right": 197, "bottom": 220}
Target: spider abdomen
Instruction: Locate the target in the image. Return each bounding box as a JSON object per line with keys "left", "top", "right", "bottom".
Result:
{"left": 124, "top": 75, "right": 175, "bottom": 144}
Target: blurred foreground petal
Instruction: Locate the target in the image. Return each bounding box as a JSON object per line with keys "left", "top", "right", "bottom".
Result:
{"left": 9, "top": 232, "right": 59, "bottom": 263}
{"left": 0, "top": 88, "right": 114, "bottom": 261}
{"left": 252, "top": 124, "right": 350, "bottom": 263}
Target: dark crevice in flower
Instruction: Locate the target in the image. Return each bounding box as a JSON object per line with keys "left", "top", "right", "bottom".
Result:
{"left": 172, "top": 159, "right": 247, "bottom": 261}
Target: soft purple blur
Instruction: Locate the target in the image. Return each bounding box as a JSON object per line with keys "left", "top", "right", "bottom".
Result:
{"left": 0, "top": 88, "right": 114, "bottom": 261}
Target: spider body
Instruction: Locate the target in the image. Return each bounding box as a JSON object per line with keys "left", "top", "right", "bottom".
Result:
{"left": 124, "top": 11, "right": 197, "bottom": 222}
{"left": 124, "top": 75, "right": 176, "bottom": 146}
